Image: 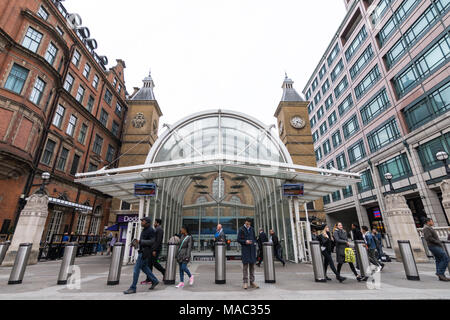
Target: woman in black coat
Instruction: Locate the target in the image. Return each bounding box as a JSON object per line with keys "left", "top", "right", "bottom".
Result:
{"left": 318, "top": 225, "right": 343, "bottom": 282}
{"left": 333, "top": 222, "right": 362, "bottom": 282}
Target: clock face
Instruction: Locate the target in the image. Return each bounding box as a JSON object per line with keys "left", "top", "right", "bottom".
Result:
{"left": 290, "top": 116, "right": 306, "bottom": 129}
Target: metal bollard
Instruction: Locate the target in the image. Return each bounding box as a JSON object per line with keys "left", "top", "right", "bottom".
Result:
{"left": 107, "top": 242, "right": 125, "bottom": 285}
{"left": 263, "top": 242, "right": 276, "bottom": 283}
{"left": 309, "top": 241, "right": 326, "bottom": 283}
{"left": 215, "top": 242, "right": 226, "bottom": 284}
{"left": 354, "top": 240, "right": 371, "bottom": 278}
{"left": 0, "top": 241, "right": 11, "bottom": 266}
{"left": 8, "top": 243, "right": 32, "bottom": 285}
{"left": 443, "top": 241, "right": 450, "bottom": 273}
{"left": 398, "top": 240, "right": 420, "bottom": 281}
{"left": 164, "top": 243, "right": 178, "bottom": 285}
{"left": 57, "top": 243, "right": 78, "bottom": 285}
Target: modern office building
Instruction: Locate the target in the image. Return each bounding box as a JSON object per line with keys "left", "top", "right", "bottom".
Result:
{"left": 0, "top": 0, "right": 128, "bottom": 241}
{"left": 303, "top": 0, "right": 450, "bottom": 233}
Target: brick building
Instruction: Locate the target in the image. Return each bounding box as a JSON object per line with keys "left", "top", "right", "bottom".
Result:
{"left": 0, "top": 0, "right": 128, "bottom": 241}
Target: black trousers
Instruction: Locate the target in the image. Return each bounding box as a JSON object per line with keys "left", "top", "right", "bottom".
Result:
{"left": 337, "top": 262, "right": 358, "bottom": 277}
{"left": 147, "top": 250, "right": 166, "bottom": 279}
{"left": 322, "top": 251, "right": 338, "bottom": 276}
{"left": 257, "top": 247, "right": 264, "bottom": 264}
{"left": 274, "top": 246, "right": 285, "bottom": 265}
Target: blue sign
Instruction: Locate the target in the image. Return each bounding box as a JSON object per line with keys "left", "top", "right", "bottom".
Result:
{"left": 134, "top": 183, "right": 157, "bottom": 197}
{"left": 283, "top": 184, "right": 304, "bottom": 197}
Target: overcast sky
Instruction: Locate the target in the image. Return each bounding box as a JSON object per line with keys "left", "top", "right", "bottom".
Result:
{"left": 64, "top": 0, "right": 346, "bottom": 127}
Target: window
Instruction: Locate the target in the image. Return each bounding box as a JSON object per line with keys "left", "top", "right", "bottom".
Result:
{"left": 336, "top": 153, "right": 347, "bottom": 170}
{"left": 393, "top": 33, "right": 450, "bottom": 98}
{"left": 319, "top": 122, "right": 328, "bottom": 135}
{"left": 326, "top": 160, "right": 335, "bottom": 170}
{"left": 360, "top": 88, "right": 390, "bottom": 125}
{"left": 310, "top": 115, "right": 317, "bottom": 128}
{"left": 22, "top": 27, "right": 43, "bottom": 53}
{"left": 338, "top": 94, "right": 354, "bottom": 116}
{"left": 113, "top": 78, "right": 117, "bottom": 88}
{"left": 115, "top": 102, "right": 122, "bottom": 117}
{"left": 334, "top": 76, "right": 349, "bottom": 99}
{"left": 312, "top": 78, "right": 319, "bottom": 92}
{"left": 305, "top": 89, "right": 312, "bottom": 100}
{"left": 121, "top": 201, "right": 131, "bottom": 210}
{"left": 118, "top": 84, "right": 122, "bottom": 94}
{"left": 317, "top": 106, "right": 324, "bottom": 119}
{"left": 345, "top": 26, "right": 368, "bottom": 62}
{"left": 106, "top": 145, "right": 115, "bottom": 162}
{"left": 76, "top": 215, "right": 87, "bottom": 234}
{"left": 88, "top": 163, "right": 98, "bottom": 172}
{"left": 70, "top": 154, "right": 81, "bottom": 176}
{"left": 417, "top": 133, "right": 450, "bottom": 171}
{"left": 29, "top": 77, "right": 46, "bottom": 105}
{"left": 315, "top": 148, "right": 323, "bottom": 162}
{"left": 367, "top": 117, "right": 401, "bottom": 153}
{"left": 348, "top": 139, "right": 366, "bottom": 164}
{"left": 44, "top": 43, "right": 58, "bottom": 65}
{"left": 319, "top": 64, "right": 327, "bottom": 79}
{"left": 327, "top": 43, "right": 340, "bottom": 66}
{"left": 330, "top": 59, "right": 344, "bottom": 82}
{"left": 100, "top": 109, "right": 109, "bottom": 127}
{"left": 66, "top": 115, "right": 77, "bottom": 137}
{"left": 343, "top": 114, "right": 360, "bottom": 139}
{"left": 323, "top": 195, "right": 331, "bottom": 205}
{"left": 342, "top": 185, "right": 353, "bottom": 198}
{"left": 83, "top": 63, "right": 91, "bottom": 79}
{"left": 322, "top": 79, "right": 330, "bottom": 95}
{"left": 56, "top": 26, "right": 64, "bottom": 36}
{"left": 403, "top": 80, "right": 450, "bottom": 131}
{"left": 87, "top": 95, "right": 95, "bottom": 112}
{"left": 93, "top": 134, "right": 103, "bottom": 155}
{"left": 332, "top": 190, "right": 341, "bottom": 202}
{"left": 358, "top": 170, "right": 374, "bottom": 193}
{"left": 5, "top": 64, "right": 29, "bottom": 94}
{"left": 323, "top": 140, "right": 332, "bottom": 155}
{"left": 308, "top": 102, "right": 314, "bottom": 114}
{"left": 328, "top": 111, "right": 337, "bottom": 127}
{"left": 332, "top": 130, "right": 343, "bottom": 148}
{"left": 370, "top": 0, "right": 392, "bottom": 26}
{"left": 42, "top": 139, "right": 56, "bottom": 165}
{"left": 56, "top": 148, "right": 69, "bottom": 171}
{"left": 112, "top": 121, "right": 120, "bottom": 137}
{"left": 92, "top": 74, "right": 99, "bottom": 89}
{"left": 312, "top": 130, "right": 319, "bottom": 143}
{"left": 72, "top": 50, "right": 81, "bottom": 67}
{"left": 63, "top": 73, "right": 74, "bottom": 92}
{"left": 314, "top": 92, "right": 322, "bottom": 105}
{"left": 104, "top": 89, "right": 113, "bottom": 105}
{"left": 355, "top": 65, "right": 381, "bottom": 100}
{"left": 350, "top": 44, "right": 374, "bottom": 80}
{"left": 37, "top": 6, "right": 49, "bottom": 20}
{"left": 76, "top": 85, "right": 85, "bottom": 103}
{"left": 325, "top": 95, "right": 333, "bottom": 110}
{"left": 78, "top": 123, "right": 88, "bottom": 144}
{"left": 377, "top": 153, "right": 412, "bottom": 184}
{"left": 213, "top": 177, "right": 225, "bottom": 199}
{"left": 52, "top": 105, "right": 65, "bottom": 128}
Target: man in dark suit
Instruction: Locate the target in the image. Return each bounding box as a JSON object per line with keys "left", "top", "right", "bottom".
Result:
{"left": 269, "top": 229, "right": 285, "bottom": 266}
{"left": 149, "top": 219, "right": 166, "bottom": 279}
{"left": 237, "top": 218, "right": 259, "bottom": 289}
{"left": 256, "top": 228, "right": 268, "bottom": 267}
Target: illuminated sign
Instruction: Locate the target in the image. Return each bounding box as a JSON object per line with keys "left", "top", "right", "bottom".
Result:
{"left": 134, "top": 183, "right": 157, "bottom": 197}
{"left": 283, "top": 184, "right": 304, "bottom": 197}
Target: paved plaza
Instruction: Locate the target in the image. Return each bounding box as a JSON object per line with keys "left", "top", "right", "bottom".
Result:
{"left": 0, "top": 255, "right": 449, "bottom": 300}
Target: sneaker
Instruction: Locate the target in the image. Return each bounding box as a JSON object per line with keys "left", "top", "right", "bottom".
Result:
{"left": 250, "top": 282, "right": 259, "bottom": 289}
{"left": 325, "top": 277, "right": 332, "bottom": 281}
{"left": 189, "top": 275, "right": 194, "bottom": 286}
{"left": 149, "top": 281, "right": 159, "bottom": 290}
{"left": 176, "top": 282, "right": 185, "bottom": 288}
{"left": 438, "top": 275, "right": 450, "bottom": 282}
{"left": 140, "top": 280, "right": 152, "bottom": 285}
{"left": 123, "top": 288, "right": 136, "bottom": 295}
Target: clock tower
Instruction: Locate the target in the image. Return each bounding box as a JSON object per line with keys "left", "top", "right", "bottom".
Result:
{"left": 274, "top": 75, "right": 325, "bottom": 221}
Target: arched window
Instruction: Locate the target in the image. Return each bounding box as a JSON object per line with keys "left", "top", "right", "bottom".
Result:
{"left": 230, "top": 196, "right": 241, "bottom": 217}
{"left": 88, "top": 206, "right": 102, "bottom": 235}
{"left": 212, "top": 177, "right": 224, "bottom": 199}
{"left": 196, "top": 196, "right": 207, "bottom": 217}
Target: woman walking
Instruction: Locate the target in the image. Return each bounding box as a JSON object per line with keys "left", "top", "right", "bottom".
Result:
{"left": 333, "top": 222, "right": 362, "bottom": 282}
{"left": 176, "top": 226, "right": 194, "bottom": 288}
{"left": 318, "top": 225, "right": 344, "bottom": 282}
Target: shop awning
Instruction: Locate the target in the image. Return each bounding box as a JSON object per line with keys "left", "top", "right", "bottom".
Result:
{"left": 26, "top": 196, "right": 93, "bottom": 211}
{"left": 106, "top": 224, "right": 119, "bottom": 231}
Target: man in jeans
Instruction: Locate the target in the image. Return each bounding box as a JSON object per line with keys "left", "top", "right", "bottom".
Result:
{"left": 123, "top": 217, "right": 159, "bottom": 294}
{"left": 423, "top": 218, "right": 450, "bottom": 282}
{"left": 362, "top": 226, "right": 384, "bottom": 271}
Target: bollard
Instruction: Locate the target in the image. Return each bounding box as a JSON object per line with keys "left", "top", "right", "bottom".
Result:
{"left": 443, "top": 241, "right": 450, "bottom": 274}
{"left": 107, "top": 242, "right": 125, "bottom": 285}
{"left": 164, "top": 243, "right": 178, "bottom": 285}
{"left": 354, "top": 240, "right": 372, "bottom": 278}
{"left": 8, "top": 243, "right": 32, "bottom": 285}
{"left": 57, "top": 243, "right": 78, "bottom": 285}
{"left": 0, "top": 241, "right": 10, "bottom": 266}
{"left": 398, "top": 240, "right": 420, "bottom": 281}
{"left": 309, "top": 241, "right": 326, "bottom": 283}
{"left": 263, "top": 242, "right": 276, "bottom": 283}
{"left": 215, "top": 242, "right": 226, "bottom": 284}
{"left": 421, "top": 237, "right": 433, "bottom": 258}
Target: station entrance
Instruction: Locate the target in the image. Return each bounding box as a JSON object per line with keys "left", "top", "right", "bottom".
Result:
{"left": 76, "top": 110, "right": 359, "bottom": 263}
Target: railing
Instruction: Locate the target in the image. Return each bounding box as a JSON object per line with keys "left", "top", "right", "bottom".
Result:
{"left": 417, "top": 227, "right": 450, "bottom": 240}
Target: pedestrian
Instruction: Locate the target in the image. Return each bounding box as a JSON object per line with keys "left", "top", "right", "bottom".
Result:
{"left": 372, "top": 228, "right": 384, "bottom": 260}
{"left": 362, "top": 226, "right": 384, "bottom": 270}
{"left": 176, "top": 225, "right": 194, "bottom": 288}
{"left": 256, "top": 228, "right": 268, "bottom": 267}
{"left": 142, "top": 219, "right": 166, "bottom": 284}
{"left": 333, "top": 222, "right": 363, "bottom": 282}
{"left": 213, "top": 224, "right": 226, "bottom": 258}
{"left": 423, "top": 218, "right": 450, "bottom": 281}
{"left": 237, "top": 218, "right": 259, "bottom": 289}
{"left": 123, "top": 217, "right": 159, "bottom": 294}
{"left": 269, "top": 229, "right": 286, "bottom": 267}
{"left": 318, "top": 225, "right": 342, "bottom": 281}
{"left": 351, "top": 223, "right": 364, "bottom": 270}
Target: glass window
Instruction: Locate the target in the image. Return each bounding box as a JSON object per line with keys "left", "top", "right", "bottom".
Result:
{"left": 42, "top": 139, "right": 56, "bottom": 165}
{"left": 327, "top": 43, "right": 340, "bottom": 66}
{"left": 328, "top": 111, "right": 337, "bottom": 127}
{"left": 93, "top": 74, "right": 99, "bottom": 89}
{"left": 338, "top": 94, "right": 354, "bottom": 116}
{"left": 56, "top": 147, "right": 69, "bottom": 171}
{"left": 305, "top": 89, "right": 312, "bottom": 100}
{"left": 332, "top": 130, "right": 342, "bottom": 148}
{"left": 78, "top": 123, "right": 88, "bottom": 144}
{"left": 323, "top": 195, "right": 331, "bottom": 205}
{"left": 360, "top": 88, "right": 390, "bottom": 125}
{"left": 357, "top": 170, "right": 374, "bottom": 192}
{"left": 322, "top": 79, "right": 330, "bottom": 95}
{"left": 326, "top": 160, "right": 335, "bottom": 170}
{"left": 417, "top": 133, "right": 450, "bottom": 171}
{"left": 348, "top": 139, "right": 366, "bottom": 164}
{"left": 332, "top": 190, "right": 341, "bottom": 202}
{"left": 66, "top": 115, "right": 77, "bottom": 137}
{"left": 93, "top": 134, "right": 103, "bottom": 155}
{"left": 312, "top": 78, "right": 319, "bottom": 91}
{"left": 37, "top": 6, "right": 49, "bottom": 20}
{"left": 29, "top": 77, "right": 46, "bottom": 105}
{"left": 325, "top": 94, "right": 333, "bottom": 109}
{"left": 334, "top": 76, "right": 349, "bottom": 99}
{"left": 319, "top": 122, "right": 328, "bottom": 135}
{"left": 70, "top": 154, "right": 81, "bottom": 176}
{"left": 377, "top": 153, "right": 412, "bottom": 184}
{"left": 308, "top": 102, "right": 314, "bottom": 114}
{"left": 343, "top": 114, "right": 360, "bottom": 139}
{"left": 83, "top": 63, "right": 91, "bottom": 79}
{"left": 367, "top": 117, "right": 401, "bottom": 153}
{"left": 319, "top": 64, "right": 327, "bottom": 79}
{"left": 355, "top": 65, "right": 381, "bottom": 100}
{"left": 315, "top": 147, "right": 323, "bottom": 162}
{"left": 312, "top": 130, "right": 319, "bottom": 143}
{"left": 317, "top": 106, "right": 324, "bottom": 120}
{"left": 52, "top": 105, "right": 65, "bottom": 128}
{"left": 370, "top": 0, "right": 392, "bottom": 26}
{"left": 76, "top": 85, "right": 85, "bottom": 103}
{"left": 104, "top": 89, "right": 113, "bottom": 105}
{"left": 87, "top": 95, "right": 95, "bottom": 112}
{"left": 310, "top": 115, "right": 317, "bottom": 128}
{"left": 63, "top": 73, "right": 74, "bottom": 92}
{"left": 5, "top": 64, "right": 29, "bottom": 94}
{"left": 88, "top": 163, "right": 98, "bottom": 172}
{"left": 336, "top": 152, "right": 347, "bottom": 170}
{"left": 323, "top": 139, "right": 332, "bottom": 155}
{"left": 106, "top": 145, "right": 115, "bottom": 162}
{"left": 115, "top": 102, "right": 122, "bottom": 117}
{"left": 331, "top": 59, "right": 344, "bottom": 82}
{"left": 100, "top": 109, "right": 109, "bottom": 127}
{"left": 22, "top": 27, "right": 43, "bottom": 53}
{"left": 350, "top": 44, "right": 374, "bottom": 80}
{"left": 342, "top": 185, "right": 353, "bottom": 198}
{"left": 44, "top": 42, "right": 58, "bottom": 65}
{"left": 72, "top": 50, "right": 81, "bottom": 67}
{"left": 345, "top": 26, "right": 368, "bottom": 62}
{"left": 112, "top": 121, "right": 120, "bottom": 137}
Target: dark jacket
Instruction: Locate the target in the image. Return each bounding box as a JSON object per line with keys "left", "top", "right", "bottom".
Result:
{"left": 176, "top": 234, "right": 193, "bottom": 263}
{"left": 318, "top": 232, "right": 334, "bottom": 254}
{"left": 352, "top": 228, "right": 364, "bottom": 241}
{"left": 364, "top": 232, "right": 377, "bottom": 250}
{"left": 333, "top": 229, "right": 350, "bottom": 264}
{"left": 152, "top": 226, "right": 164, "bottom": 253}
{"left": 257, "top": 231, "right": 268, "bottom": 249}
{"left": 238, "top": 225, "right": 257, "bottom": 264}
{"left": 423, "top": 225, "right": 443, "bottom": 248}
{"left": 271, "top": 233, "right": 281, "bottom": 249}
{"left": 214, "top": 229, "right": 227, "bottom": 243}
{"left": 138, "top": 226, "right": 156, "bottom": 260}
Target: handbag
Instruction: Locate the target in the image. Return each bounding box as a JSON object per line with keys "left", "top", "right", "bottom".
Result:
{"left": 345, "top": 247, "right": 356, "bottom": 264}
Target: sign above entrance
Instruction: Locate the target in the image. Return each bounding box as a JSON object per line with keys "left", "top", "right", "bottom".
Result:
{"left": 134, "top": 183, "right": 157, "bottom": 197}
{"left": 282, "top": 184, "right": 304, "bottom": 197}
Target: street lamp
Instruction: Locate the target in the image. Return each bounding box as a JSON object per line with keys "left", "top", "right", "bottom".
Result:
{"left": 384, "top": 172, "right": 395, "bottom": 194}
{"left": 436, "top": 151, "right": 450, "bottom": 178}
{"left": 36, "top": 172, "right": 51, "bottom": 194}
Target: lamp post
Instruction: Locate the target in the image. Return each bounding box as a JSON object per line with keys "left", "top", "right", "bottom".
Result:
{"left": 384, "top": 172, "right": 395, "bottom": 194}
{"left": 36, "top": 172, "right": 51, "bottom": 194}
{"left": 436, "top": 151, "right": 450, "bottom": 178}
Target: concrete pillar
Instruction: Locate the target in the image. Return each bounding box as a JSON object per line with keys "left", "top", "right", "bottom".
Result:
{"left": 2, "top": 193, "right": 49, "bottom": 266}
{"left": 384, "top": 193, "right": 428, "bottom": 262}
{"left": 355, "top": 200, "right": 370, "bottom": 228}
{"left": 440, "top": 179, "right": 450, "bottom": 226}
